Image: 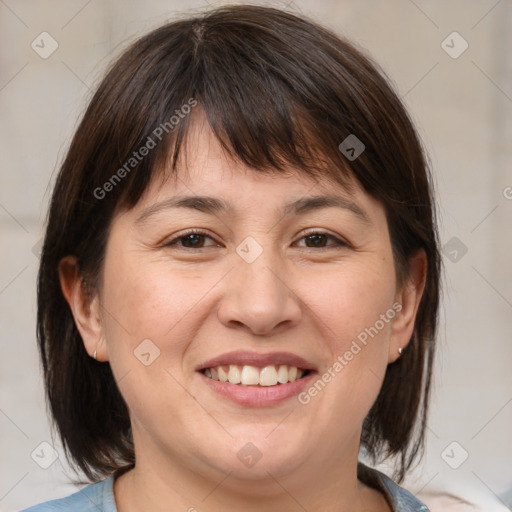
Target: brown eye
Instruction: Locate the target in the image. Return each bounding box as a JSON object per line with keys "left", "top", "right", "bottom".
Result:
{"left": 296, "top": 232, "right": 348, "bottom": 249}
{"left": 180, "top": 233, "right": 207, "bottom": 248}
{"left": 164, "top": 231, "right": 218, "bottom": 249}
{"left": 304, "top": 233, "right": 329, "bottom": 248}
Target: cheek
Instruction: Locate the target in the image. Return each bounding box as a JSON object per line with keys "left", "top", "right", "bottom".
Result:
{"left": 99, "top": 254, "right": 217, "bottom": 428}
{"left": 298, "top": 261, "right": 396, "bottom": 349}
{"left": 100, "top": 249, "right": 224, "bottom": 359}
{"left": 295, "top": 262, "right": 395, "bottom": 422}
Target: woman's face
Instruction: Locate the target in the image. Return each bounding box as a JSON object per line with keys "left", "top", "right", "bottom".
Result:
{"left": 72, "top": 113, "right": 423, "bottom": 489}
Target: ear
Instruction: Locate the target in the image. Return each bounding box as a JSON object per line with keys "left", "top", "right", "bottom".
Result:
{"left": 58, "top": 256, "right": 108, "bottom": 361}
{"left": 388, "top": 249, "right": 427, "bottom": 363}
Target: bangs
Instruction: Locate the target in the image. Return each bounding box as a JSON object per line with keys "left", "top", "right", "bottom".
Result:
{"left": 140, "top": 101, "right": 356, "bottom": 201}
{"left": 101, "top": 11, "right": 369, "bottom": 211}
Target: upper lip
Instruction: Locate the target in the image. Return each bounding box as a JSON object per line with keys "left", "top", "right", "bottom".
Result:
{"left": 196, "top": 350, "right": 317, "bottom": 371}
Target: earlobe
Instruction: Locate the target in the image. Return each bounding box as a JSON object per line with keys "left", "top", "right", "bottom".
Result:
{"left": 58, "top": 256, "right": 107, "bottom": 361}
{"left": 389, "top": 249, "right": 427, "bottom": 363}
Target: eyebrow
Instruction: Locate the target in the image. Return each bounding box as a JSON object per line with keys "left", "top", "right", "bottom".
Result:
{"left": 135, "top": 194, "right": 371, "bottom": 225}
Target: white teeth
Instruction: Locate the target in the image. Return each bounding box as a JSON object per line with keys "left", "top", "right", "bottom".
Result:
{"left": 202, "top": 364, "right": 308, "bottom": 386}
{"left": 227, "top": 364, "right": 241, "bottom": 384}
{"left": 240, "top": 365, "right": 260, "bottom": 385}
{"left": 277, "top": 365, "right": 288, "bottom": 384}
{"left": 218, "top": 366, "right": 228, "bottom": 382}
{"left": 259, "top": 365, "right": 278, "bottom": 386}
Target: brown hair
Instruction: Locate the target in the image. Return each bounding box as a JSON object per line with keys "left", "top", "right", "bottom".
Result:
{"left": 37, "top": 4, "right": 441, "bottom": 483}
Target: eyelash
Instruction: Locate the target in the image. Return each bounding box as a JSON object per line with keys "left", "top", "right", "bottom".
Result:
{"left": 162, "top": 229, "right": 350, "bottom": 251}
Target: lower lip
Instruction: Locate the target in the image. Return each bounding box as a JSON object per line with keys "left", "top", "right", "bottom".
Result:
{"left": 197, "top": 371, "right": 316, "bottom": 407}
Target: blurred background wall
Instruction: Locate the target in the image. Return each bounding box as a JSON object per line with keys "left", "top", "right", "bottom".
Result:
{"left": 1, "top": 1, "right": 511, "bottom": 511}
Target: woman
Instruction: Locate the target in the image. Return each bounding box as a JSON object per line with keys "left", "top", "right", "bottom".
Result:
{"left": 23, "top": 4, "right": 440, "bottom": 511}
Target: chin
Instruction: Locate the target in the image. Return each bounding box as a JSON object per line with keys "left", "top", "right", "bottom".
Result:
{"left": 206, "top": 434, "right": 307, "bottom": 481}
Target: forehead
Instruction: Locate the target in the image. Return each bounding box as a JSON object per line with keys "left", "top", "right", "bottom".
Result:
{"left": 116, "top": 109, "right": 387, "bottom": 231}
{"left": 139, "top": 111, "right": 365, "bottom": 207}
{"left": 136, "top": 164, "right": 377, "bottom": 232}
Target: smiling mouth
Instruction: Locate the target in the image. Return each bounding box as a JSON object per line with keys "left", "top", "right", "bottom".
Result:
{"left": 201, "top": 364, "right": 310, "bottom": 386}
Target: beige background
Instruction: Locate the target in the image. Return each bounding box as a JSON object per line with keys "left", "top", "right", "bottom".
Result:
{"left": 1, "top": 1, "right": 511, "bottom": 511}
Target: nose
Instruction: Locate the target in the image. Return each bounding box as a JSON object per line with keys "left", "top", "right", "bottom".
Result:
{"left": 217, "top": 248, "right": 303, "bottom": 336}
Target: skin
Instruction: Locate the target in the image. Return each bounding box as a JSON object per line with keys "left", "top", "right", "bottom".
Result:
{"left": 60, "top": 110, "right": 426, "bottom": 512}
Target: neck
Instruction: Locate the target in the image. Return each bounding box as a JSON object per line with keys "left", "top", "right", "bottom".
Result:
{"left": 113, "top": 437, "right": 389, "bottom": 512}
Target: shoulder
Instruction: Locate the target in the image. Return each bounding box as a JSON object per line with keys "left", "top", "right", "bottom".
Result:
{"left": 358, "top": 463, "right": 430, "bottom": 512}
{"left": 18, "top": 475, "right": 116, "bottom": 512}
